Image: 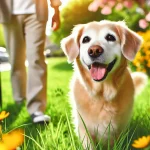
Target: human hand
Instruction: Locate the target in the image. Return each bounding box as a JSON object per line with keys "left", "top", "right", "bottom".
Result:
{"left": 51, "top": 8, "right": 60, "bottom": 31}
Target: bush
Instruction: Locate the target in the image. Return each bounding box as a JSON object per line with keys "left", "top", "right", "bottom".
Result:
{"left": 131, "top": 30, "right": 150, "bottom": 76}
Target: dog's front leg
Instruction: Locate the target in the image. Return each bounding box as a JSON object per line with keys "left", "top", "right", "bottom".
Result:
{"left": 78, "top": 126, "right": 95, "bottom": 150}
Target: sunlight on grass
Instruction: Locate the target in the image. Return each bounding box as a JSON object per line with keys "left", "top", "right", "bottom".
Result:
{"left": 1, "top": 57, "right": 150, "bottom": 149}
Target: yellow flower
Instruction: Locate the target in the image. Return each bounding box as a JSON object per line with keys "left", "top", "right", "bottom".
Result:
{"left": 132, "top": 135, "right": 150, "bottom": 149}
{"left": 142, "top": 69, "right": 147, "bottom": 73}
{"left": 0, "top": 129, "right": 24, "bottom": 150}
{"left": 147, "top": 61, "right": 150, "bottom": 68}
{"left": 0, "top": 143, "right": 7, "bottom": 150}
{"left": 0, "top": 111, "right": 9, "bottom": 121}
{"left": 132, "top": 30, "right": 150, "bottom": 75}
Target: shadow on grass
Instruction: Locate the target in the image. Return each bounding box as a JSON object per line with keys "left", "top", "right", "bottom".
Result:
{"left": 4, "top": 102, "right": 50, "bottom": 149}
{"left": 4, "top": 102, "right": 30, "bottom": 128}
{"left": 52, "top": 61, "right": 73, "bottom": 71}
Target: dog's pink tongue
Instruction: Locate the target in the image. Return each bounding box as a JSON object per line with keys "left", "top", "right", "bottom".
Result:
{"left": 90, "top": 65, "right": 106, "bottom": 80}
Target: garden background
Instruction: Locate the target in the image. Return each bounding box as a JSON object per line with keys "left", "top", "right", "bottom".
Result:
{"left": 0, "top": 0, "right": 150, "bottom": 149}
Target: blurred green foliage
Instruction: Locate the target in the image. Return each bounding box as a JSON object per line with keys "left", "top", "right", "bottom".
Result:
{"left": 0, "top": 24, "right": 5, "bottom": 47}
{"left": 50, "top": 0, "right": 144, "bottom": 45}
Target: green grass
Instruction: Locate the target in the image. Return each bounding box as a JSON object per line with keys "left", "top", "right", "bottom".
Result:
{"left": 0, "top": 24, "right": 5, "bottom": 47}
{"left": 1, "top": 57, "right": 150, "bottom": 150}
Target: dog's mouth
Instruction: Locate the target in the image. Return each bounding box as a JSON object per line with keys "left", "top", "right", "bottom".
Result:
{"left": 88, "top": 58, "right": 117, "bottom": 81}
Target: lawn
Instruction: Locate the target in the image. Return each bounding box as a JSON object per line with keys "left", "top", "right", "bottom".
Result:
{"left": 1, "top": 57, "right": 150, "bottom": 150}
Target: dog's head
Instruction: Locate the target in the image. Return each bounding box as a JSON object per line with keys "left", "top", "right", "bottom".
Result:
{"left": 61, "top": 20, "right": 142, "bottom": 82}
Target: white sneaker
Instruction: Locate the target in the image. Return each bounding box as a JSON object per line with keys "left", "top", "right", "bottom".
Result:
{"left": 32, "top": 111, "right": 50, "bottom": 123}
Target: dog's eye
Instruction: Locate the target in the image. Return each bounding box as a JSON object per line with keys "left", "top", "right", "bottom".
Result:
{"left": 82, "top": 36, "right": 91, "bottom": 43}
{"left": 105, "top": 34, "right": 116, "bottom": 42}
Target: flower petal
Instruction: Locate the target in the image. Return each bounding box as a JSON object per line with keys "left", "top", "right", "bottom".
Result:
{"left": 145, "top": 12, "right": 150, "bottom": 22}
{"left": 139, "top": 19, "right": 148, "bottom": 29}
{"left": 2, "top": 129, "right": 24, "bottom": 149}
{"left": 101, "top": 6, "right": 112, "bottom": 15}
{"left": 132, "top": 136, "right": 150, "bottom": 148}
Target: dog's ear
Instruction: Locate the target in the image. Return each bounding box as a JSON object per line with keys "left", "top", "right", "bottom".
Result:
{"left": 115, "top": 22, "right": 143, "bottom": 61}
{"left": 61, "top": 25, "right": 84, "bottom": 63}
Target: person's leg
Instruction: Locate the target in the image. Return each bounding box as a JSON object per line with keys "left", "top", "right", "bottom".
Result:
{"left": 24, "top": 14, "right": 48, "bottom": 116}
{"left": 2, "top": 15, "right": 26, "bottom": 103}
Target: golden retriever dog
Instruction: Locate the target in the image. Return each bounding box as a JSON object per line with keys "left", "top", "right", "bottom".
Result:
{"left": 61, "top": 20, "right": 147, "bottom": 149}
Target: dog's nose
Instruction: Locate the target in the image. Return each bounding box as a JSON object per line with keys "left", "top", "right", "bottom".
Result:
{"left": 88, "top": 45, "right": 104, "bottom": 58}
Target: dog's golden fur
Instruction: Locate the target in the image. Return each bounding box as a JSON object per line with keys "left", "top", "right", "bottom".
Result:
{"left": 61, "top": 20, "right": 147, "bottom": 149}
{"left": 72, "top": 56, "right": 133, "bottom": 147}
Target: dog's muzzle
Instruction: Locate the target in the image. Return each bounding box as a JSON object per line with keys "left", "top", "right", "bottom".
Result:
{"left": 88, "top": 58, "right": 117, "bottom": 81}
